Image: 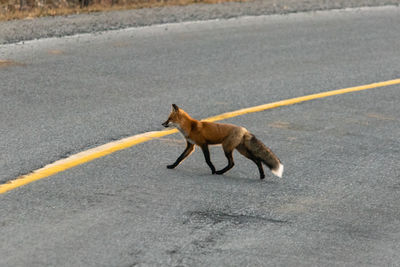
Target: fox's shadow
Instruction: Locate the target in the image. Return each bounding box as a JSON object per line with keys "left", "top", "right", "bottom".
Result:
{"left": 167, "top": 167, "right": 279, "bottom": 185}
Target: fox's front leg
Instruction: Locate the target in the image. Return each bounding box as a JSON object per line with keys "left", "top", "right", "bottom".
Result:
{"left": 200, "top": 145, "right": 216, "bottom": 174}
{"left": 167, "top": 141, "right": 195, "bottom": 169}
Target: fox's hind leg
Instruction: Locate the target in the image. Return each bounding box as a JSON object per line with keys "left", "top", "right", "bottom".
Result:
{"left": 236, "top": 144, "right": 265, "bottom": 179}
{"left": 215, "top": 137, "right": 239, "bottom": 175}
{"left": 167, "top": 141, "right": 195, "bottom": 169}
{"left": 215, "top": 150, "right": 234, "bottom": 175}
{"left": 253, "top": 159, "right": 265, "bottom": 179}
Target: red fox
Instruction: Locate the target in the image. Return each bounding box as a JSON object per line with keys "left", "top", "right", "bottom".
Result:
{"left": 162, "top": 104, "right": 283, "bottom": 179}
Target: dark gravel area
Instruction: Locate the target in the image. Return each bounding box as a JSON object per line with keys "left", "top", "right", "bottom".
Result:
{"left": 0, "top": 0, "right": 400, "bottom": 44}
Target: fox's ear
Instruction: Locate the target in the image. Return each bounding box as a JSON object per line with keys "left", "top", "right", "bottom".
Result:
{"left": 172, "top": 104, "right": 179, "bottom": 112}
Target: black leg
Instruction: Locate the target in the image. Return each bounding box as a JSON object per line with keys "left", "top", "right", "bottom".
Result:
{"left": 201, "top": 145, "right": 216, "bottom": 174}
{"left": 253, "top": 159, "right": 265, "bottom": 179}
{"left": 236, "top": 144, "right": 265, "bottom": 179}
{"left": 167, "top": 141, "right": 195, "bottom": 169}
{"left": 245, "top": 154, "right": 265, "bottom": 179}
{"left": 215, "top": 151, "right": 234, "bottom": 175}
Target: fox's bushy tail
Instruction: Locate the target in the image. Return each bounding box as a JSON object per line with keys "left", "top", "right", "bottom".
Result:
{"left": 243, "top": 133, "right": 284, "bottom": 178}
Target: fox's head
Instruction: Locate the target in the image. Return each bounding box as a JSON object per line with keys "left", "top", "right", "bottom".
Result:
{"left": 162, "top": 104, "right": 182, "bottom": 128}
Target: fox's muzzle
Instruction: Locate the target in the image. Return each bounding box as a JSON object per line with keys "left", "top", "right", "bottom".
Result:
{"left": 162, "top": 120, "right": 169, "bottom": 128}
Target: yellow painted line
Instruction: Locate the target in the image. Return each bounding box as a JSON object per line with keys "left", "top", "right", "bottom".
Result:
{"left": 0, "top": 129, "right": 176, "bottom": 194}
{"left": 203, "top": 78, "right": 400, "bottom": 122}
{"left": 1, "top": 78, "right": 399, "bottom": 194}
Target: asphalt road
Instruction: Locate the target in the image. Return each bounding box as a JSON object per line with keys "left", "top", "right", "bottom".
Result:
{"left": 2, "top": 0, "right": 400, "bottom": 44}
{"left": 1, "top": 6, "right": 400, "bottom": 266}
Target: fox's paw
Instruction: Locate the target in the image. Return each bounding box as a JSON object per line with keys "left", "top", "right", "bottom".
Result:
{"left": 167, "top": 164, "right": 176, "bottom": 169}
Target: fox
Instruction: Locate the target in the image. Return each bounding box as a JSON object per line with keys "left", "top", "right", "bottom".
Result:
{"left": 162, "top": 104, "right": 283, "bottom": 179}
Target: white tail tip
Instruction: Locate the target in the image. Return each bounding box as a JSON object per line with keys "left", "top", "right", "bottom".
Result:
{"left": 272, "top": 163, "right": 284, "bottom": 178}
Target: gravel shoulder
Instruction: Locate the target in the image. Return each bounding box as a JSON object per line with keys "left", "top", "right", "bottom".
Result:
{"left": 0, "top": 0, "right": 400, "bottom": 44}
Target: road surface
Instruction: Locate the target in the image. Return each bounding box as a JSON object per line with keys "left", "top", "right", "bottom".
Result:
{"left": 1, "top": 6, "right": 400, "bottom": 266}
